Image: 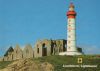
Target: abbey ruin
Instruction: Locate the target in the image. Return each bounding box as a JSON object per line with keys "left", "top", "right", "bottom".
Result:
{"left": 0, "top": 39, "right": 67, "bottom": 61}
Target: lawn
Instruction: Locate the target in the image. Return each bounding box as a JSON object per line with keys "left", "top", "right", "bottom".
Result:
{"left": 0, "top": 61, "right": 13, "bottom": 69}
{"left": 33, "top": 55, "right": 100, "bottom": 71}
{"left": 0, "top": 55, "right": 100, "bottom": 71}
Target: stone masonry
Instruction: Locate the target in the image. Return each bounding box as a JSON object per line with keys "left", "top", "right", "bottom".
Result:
{"left": 0, "top": 39, "right": 67, "bottom": 61}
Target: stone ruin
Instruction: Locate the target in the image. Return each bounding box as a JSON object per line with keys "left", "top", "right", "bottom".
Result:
{"left": 0, "top": 39, "right": 67, "bottom": 61}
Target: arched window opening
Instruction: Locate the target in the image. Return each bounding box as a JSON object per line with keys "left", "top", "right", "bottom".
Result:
{"left": 37, "top": 48, "right": 39, "bottom": 53}
{"left": 42, "top": 43, "right": 47, "bottom": 56}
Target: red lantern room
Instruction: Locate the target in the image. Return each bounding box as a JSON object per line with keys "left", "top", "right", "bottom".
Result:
{"left": 67, "top": 3, "right": 76, "bottom": 18}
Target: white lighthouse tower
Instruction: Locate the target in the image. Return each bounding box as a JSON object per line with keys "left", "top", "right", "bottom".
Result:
{"left": 59, "top": 3, "right": 83, "bottom": 55}
{"left": 67, "top": 3, "right": 77, "bottom": 52}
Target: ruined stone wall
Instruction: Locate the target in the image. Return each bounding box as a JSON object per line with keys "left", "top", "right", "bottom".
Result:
{"left": 44, "top": 40, "right": 52, "bottom": 56}
{"left": 7, "top": 52, "right": 13, "bottom": 61}
{"left": 13, "top": 45, "right": 23, "bottom": 60}
{"left": 51, "top": 40, "right": 67, "bottom": 55}
{"left": 33, "top": 39, "right": 53, "bottom": 58}
{"left": 33, "top": 39, "right": 67, "bottom": 57}
{"left": 23, "top": 44, "right": 34, "bottom": 58}
{"left": 34, "top": 40, "right": 43, "bottom": 58}
{"left": 1, "top": 39, "right": 67, "bottom": 61}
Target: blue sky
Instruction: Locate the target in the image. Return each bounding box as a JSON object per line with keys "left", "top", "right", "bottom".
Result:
{"left": 0, "top": 0, "right": 100, "bottom": 56}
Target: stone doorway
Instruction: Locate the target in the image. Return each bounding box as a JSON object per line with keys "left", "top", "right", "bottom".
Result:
{"left": 42, "top": 43, "right": 47, "bottom": 56}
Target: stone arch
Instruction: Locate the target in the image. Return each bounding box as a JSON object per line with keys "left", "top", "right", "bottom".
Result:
{"left": 42, "top": 43, "right": 45, "bottom": 47}
{"left": 42, "top": 43, "right": 47, "bottom": 56}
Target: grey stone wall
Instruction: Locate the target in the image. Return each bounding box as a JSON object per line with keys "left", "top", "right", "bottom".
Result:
{"left": 1, "top": 39, "right": 67, "bottom": 61}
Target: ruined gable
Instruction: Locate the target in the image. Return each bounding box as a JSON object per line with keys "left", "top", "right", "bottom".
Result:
{"left": 3, "top": 46, "right": 14, "bottom": 61}
{"left": 13, "top": 44, "right": 23, "bottom": 60}
{"left": 23, "top": 44, "right": 34, "bottom": 58}
{"left": 4, "top": 46, "right": 14, "bottom": 57}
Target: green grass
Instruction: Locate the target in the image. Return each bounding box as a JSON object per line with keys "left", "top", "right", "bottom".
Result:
{"left": 32, "top": 55, "right": 100, "bottom": 71}
{"left": 0, "top": 55, "right": 100, "bottom": 71}
{"left": 0, "top": 61, "right": 13, "bottom": 69}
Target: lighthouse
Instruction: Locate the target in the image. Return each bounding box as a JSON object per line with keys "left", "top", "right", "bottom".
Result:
{"left": 67, "top": 3, "right": 77, "bottom": 52}
{"left": 59, "top": 3, "right": 83, "bottom": 55}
